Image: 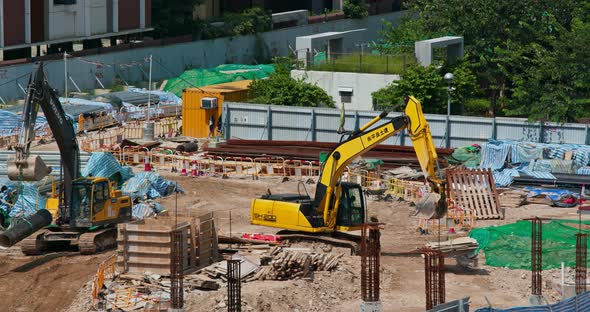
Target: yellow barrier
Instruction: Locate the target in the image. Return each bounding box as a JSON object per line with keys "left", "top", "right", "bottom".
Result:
{"left": 92, "top": 254, "right": 117, "bottom": 306}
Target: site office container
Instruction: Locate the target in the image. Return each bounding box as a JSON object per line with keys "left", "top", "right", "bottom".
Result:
{"left": 182, "top": 80, "right": 251, "bottom": 138}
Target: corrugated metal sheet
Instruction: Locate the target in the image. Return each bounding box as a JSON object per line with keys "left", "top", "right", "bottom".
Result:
{"left": 222, "top": 102, "right": 590, "bottom": 148}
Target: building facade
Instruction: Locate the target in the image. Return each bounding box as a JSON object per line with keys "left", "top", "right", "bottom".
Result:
{"left": 0, "top": 0, "right": 151, "bottom": 52}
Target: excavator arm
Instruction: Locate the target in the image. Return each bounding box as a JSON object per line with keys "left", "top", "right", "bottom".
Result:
{"left": 8, "top": 62, "right": 80, "bottom": 222}
{"left": 313, "top": 96, "right": 446, "bottom": 226}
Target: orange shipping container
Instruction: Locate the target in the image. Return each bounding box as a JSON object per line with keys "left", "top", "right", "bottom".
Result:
{"left": 182, "top": 80, "right": 251, "bottom": 138}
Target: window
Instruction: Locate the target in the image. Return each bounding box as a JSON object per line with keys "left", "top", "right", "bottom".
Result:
{"left": 338, "top": 88, "right": 353, "bottom": 104}
{"left": 54, "top": 0, "right": 77, "bottom": 4}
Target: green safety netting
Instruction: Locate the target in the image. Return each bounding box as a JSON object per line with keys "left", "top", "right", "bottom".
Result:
{"left": 163, "top": 64, "right": 275, "bottom": 97}
{"left": 470, "top": 220, "right": 590, "bottom": 270}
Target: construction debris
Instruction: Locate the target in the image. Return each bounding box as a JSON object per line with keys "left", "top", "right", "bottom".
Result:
{"left": 426, "top": 237, "right": 479, "bottom": 257}
{"left": 498, "top": 189, "right": 528, "bottom": 209}
{"left": 247, "top": 247, "right": 343, "bottom": 281}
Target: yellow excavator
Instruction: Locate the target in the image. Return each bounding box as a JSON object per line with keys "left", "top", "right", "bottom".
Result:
{"left": 0, "top": 62, "right": 132, "bottom": 255}
{"left": 250, "top": 96, "right": 446, "bottom": 240}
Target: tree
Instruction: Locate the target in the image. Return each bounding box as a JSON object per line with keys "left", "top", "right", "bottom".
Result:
{"left": 343, "top": 0, "right": 368, "bottom": 19}
{"left": 227, "top": 7, "right": 272, "bottom": 36}
{"left": 249, "top": 65, "right": 335, "bottom": 108}
{"left": 372, "top": 61, "right": 477, "bottom": 114}
{"left": 380, "top": 0, "right": 590, "bottom": 121}
{"left": 152, "top": 0, "right": 202, "bottom": 38}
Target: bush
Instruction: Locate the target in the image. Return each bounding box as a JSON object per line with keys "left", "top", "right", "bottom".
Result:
{"left": 343, "top": 0, "right": 368, "bottom": 19}
{"left": 463, "top": 98, "right": 490, "bottom": 116}
{"left": 249, "top": 70, "right": 334, "bottom": 108}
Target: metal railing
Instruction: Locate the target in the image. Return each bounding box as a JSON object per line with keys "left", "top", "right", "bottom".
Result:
{"left": 298, "top": 51, "right": 414, "bottom": 74}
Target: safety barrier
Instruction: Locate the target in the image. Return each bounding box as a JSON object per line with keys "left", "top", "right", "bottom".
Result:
{"left": 386, "top": 178, "right": 430, "bottom": 203}
{"left": 79, "top": 118, "right": 181, "bottom": 152}
{"left": 92, "top": 253, "right": 117, "bottom": 306}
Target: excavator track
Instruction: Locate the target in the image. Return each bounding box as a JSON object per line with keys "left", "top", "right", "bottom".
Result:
{"left": 21, "top": 230, "right": 49, "bottom": 256}
{"left": 78, "top": 228, "right": 118, "bottom": 255}
{"left": 277, "top": 230, "right": 361, "bottom": 255}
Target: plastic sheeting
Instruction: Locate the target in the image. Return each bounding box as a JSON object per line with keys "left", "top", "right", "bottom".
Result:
{"left": 127, "top": 88, "right": 182, "bottom": 106}
{"left": 82, "top": 152, "right": 134, "bottom": 185}
{"left": 523, "top": 186, "right": 577, "bottom": 201}
{"left": 163, "top": 64, "right": 275, "bottom": 97}
{"left": 122, "top": 172, "right": 183, "bottom": 201}
{"left": 478, "top": 139, "right": 590, "bottom": 186}
{"left": 132, "top": 201, "right": 165, "bottom": 219}
{"left": 1, "top": 182, "right": 47, "bottom": 217}
{"left": 480, "top": 141, "right": 511, "bottom": 170}
{"left": 578, "top": 167, "right": 590, "bottom": 175}
{"left": 475, "top": 291, "right": 590, "bottom": 312}
{"left": 0, "top": 110, "right": 50, "bottom": 135}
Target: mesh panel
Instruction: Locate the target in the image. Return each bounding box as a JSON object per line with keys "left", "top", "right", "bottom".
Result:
{"left": 470, "top": 220, "right": 590, "bottom": 270}
{"left": 163, "top": 64, "right": 275, "bottom": 97}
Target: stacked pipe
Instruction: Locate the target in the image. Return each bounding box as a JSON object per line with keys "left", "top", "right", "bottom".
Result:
{"left": 205, "top": 140, "right": 452, "bottom": 170}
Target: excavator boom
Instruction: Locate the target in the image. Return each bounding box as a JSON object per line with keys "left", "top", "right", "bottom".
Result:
{"left": 251, "top": 96, "right": 447, "bottom": 234}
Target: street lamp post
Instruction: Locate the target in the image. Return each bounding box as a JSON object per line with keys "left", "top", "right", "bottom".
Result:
{"left": 444, "top": 72, "right": 454, "bottom": 148}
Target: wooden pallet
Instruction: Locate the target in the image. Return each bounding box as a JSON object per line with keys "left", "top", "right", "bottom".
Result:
{"left": 446, "top": 168, "right": 504, "bottom": 220}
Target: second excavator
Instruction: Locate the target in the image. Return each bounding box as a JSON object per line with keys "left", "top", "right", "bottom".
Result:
{"left": 250, "top": 96, "right": 446, "bottom": 240}
{"left": 0, "top": 62, "right": 131, "bottom": 255}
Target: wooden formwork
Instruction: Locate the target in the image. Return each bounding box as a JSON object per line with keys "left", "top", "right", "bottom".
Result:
{"left": 117, "top": 213, "right": 218, "bottom": 275}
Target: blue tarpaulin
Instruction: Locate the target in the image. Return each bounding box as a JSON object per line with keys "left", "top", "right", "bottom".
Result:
{"left": 1, "top": 182, "right": 47, "bottom": 217}
{"left": 82, "top": 152, "right": 134, "bottom": 185}
{"left": 122, "top": 172, "right": 183, "bottom": 201}
{"left": 132, "top": 202, "right": 165, "bottom": 219}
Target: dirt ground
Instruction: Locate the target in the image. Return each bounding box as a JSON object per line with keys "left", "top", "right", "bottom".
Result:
{"left": 0, "top": 172, "right": 586, "bottom": 312}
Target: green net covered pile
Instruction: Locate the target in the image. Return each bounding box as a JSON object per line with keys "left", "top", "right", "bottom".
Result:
{"left": 470, "top": 219, "right": 590, "bottom": 270}
{"left": 163, "top": 64, "right": 275, "bottom": 97}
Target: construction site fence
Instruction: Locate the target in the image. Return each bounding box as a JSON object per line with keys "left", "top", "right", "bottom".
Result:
{"left": 92, "top": 253, "right": 117, "bottom": 306}
{"left": 110, "top": 149, "right": 324, "bottom": 179}
{"left": 79, "top": 118, "right": 181, "bottom": 152}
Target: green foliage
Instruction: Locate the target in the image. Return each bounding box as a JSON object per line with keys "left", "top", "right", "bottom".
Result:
{"left": 372, "top": 61, "right": 477, "bottom": 114}
{"left": 249, "top": 70, "right": 335, "bottom": 108}
{"left": 110, "top": 85, "right": 125, "bottom": 92}
{"left": 378, "top": 14, "right": 435, "bottom": 54}
{"left": 343, "top": 0, "right": 368, "bottom": 19}
{"left": 152, "top": 0, "right": 202, "bottom": 38}
{"left": 199, "top": 7, "right": 272, "bottom": 39}
{"left": 379, "top": 0, "right": 590, "bottom": 121}
{"left": 463, "top": 98, "right": 490, "bottom": 116}
{"left": 227, "top": 7, "right": 272, "bottom": 36}
{"left": 310, "top": 53, "right": 413, "bottom": 74}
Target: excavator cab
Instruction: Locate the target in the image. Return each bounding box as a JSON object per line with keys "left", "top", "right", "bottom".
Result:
{"left": 335, "top": 182, "right": 365, "bottom": 229}
{"left": 66, "top": 178, "right": 131, "bottom": 228}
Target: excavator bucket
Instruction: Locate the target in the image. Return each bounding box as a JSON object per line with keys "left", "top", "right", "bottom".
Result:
{"left": 7, "top": 156, "right": 52, "bottom": 181}
{"left": 415, "top": 192, "right": 447, "bottom": 219}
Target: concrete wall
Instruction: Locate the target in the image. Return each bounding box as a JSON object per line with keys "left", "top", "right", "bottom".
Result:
{"left": 291, "top": 70, "right": 400, "bottom": 111}
{"left": 46, "top": 0, "right": 109, "bottom": 39}
{"left": 0, "top": 11, "right": 405, "bottom": 101}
